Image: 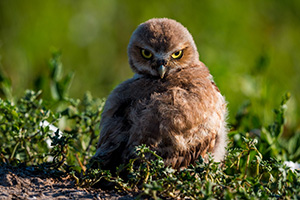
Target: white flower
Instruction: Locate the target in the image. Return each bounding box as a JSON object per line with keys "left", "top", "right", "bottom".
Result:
{"left": 284, "top": 161, "right": 300, "bottom": 171}
{"left": 39, "top": 120, "right": 63, "bottom": 148}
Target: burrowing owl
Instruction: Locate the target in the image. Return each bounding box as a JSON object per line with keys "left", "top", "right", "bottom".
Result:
{"left": 93, "top": 18, "right": 227, "bottom": 170}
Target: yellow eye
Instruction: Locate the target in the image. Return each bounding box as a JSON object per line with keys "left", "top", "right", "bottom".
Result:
{"left": 171, "top": 50, "right": 183, "bottom": 59}
{"left": 141, "top": 49, "right": 153, "bottom": 59}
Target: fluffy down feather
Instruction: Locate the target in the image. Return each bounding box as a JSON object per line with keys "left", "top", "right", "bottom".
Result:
{"left": 93, "top": 18, "right": 227, "bottom": 170}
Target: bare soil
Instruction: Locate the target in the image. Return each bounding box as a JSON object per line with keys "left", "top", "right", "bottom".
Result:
{"left": 0, "top": 165, "right": 135, "bottom": 200}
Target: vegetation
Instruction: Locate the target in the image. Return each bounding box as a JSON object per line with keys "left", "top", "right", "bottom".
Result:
{"left": 0, "top": 0, "right": 300, "bottom": 132}
{"left": 0, "top": 1, "right": 299, "bottom": 198}
{"left": 0, "top": 54, "right": 299, "bottom": 199}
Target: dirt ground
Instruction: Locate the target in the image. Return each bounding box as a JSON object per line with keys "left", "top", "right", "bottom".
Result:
{"left": 0, "top": 165, "right": 136, "bottom": 200}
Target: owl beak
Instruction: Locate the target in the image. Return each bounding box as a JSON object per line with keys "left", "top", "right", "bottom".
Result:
{"left": 158, "top": 65, "right": 166, "bottom": 79}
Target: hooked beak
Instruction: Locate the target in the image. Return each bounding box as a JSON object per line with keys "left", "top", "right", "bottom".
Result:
{"left": 158, "top": 65, "right": 166, "bottom": 79}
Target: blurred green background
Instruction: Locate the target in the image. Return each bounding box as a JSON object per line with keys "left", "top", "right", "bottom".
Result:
{"left": 0, "top": 0, "right": 299, "bottom": 135}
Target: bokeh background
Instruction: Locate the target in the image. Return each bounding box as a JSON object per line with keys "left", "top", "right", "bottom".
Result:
{"left": 0, "top": 0, "right": 299, "bottom": 135}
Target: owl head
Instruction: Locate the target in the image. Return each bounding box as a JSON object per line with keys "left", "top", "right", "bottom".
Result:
{"left": 128, "top": 18, "right": 199, "bottom": 79}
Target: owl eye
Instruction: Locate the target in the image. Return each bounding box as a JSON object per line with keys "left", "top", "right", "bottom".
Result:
{"left": 171, "top": 50, "right": 183, "bottom": 59}
{"left": 141, "top": 49, "right": 153, "bottom": 59}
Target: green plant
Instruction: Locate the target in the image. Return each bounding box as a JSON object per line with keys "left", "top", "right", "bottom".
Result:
{"left": 0, "top": 90, "right": 56, "bottom": 165}
{"left": 0, "top": 54, "right": 299, "bottom": 199}
{"left": 81, "top": 94, "right": 300, "bottom": 199}
{"left": 48, "top": 52, "right": 74, "bottom": 101}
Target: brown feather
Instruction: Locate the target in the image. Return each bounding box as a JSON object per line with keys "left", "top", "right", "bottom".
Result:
{"left": 93, "top": 18, "right": 227, "bottom": 170}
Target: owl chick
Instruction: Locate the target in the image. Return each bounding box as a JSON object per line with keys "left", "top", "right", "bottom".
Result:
{"left": 93, "top": 18, "right": 227, "bottom": 170}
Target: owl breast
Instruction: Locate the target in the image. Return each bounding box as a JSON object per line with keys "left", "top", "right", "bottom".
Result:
{"left": 119, "top": 65, "right": 227, "bottom": 168}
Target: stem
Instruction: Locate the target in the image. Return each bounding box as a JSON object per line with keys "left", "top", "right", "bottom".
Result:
{"left": 243, "top": 151, "right": 251, "bottom": 179}
{"left": 144, "top": 162, "right": 150, "bottom": 184}
{"left": 10, "top": 141, "right": 20, "bottom": 160}
{"left": 75, "top": 153, "right": 86, "bottom": 172}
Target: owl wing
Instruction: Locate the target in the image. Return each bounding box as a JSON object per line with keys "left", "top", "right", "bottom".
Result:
{"left": 92, "top": 78, "right": 136, "bottom": 170}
